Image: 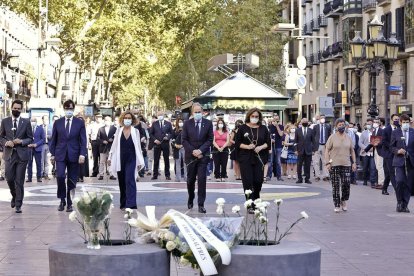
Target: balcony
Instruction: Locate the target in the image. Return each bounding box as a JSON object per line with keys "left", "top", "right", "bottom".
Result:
{"left": 318, "top": 15, "right": 328, "bottom": 27}
{"left": 311, "top": 19, "right": 320, "bottom": 31}
{"left": 362, "top": 0, "right": 376, "bottom": 13}
{"left": 331, "top": 41, "right": 343, "bottom": 58}
{"left": 312, "top": 52, "right": 321, "bottom": 65}
{"left": 306, "top": 55, "right": 313, "bottom": 68}
{"left": 343, "top": 0, "right": 362, "bottom": 16}
{"left": 303, "top": 23, "right": 312, "bottom": 35}
{"left": 377, "top": 0, "right": 390, "bottom": 7}
{"left": 324, "top": 0, "right": 343, "bottom": 18}
{"left": 321, "top": 46, "right": 332, "bottom": 62}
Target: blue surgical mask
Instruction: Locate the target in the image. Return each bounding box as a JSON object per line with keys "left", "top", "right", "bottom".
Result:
{"left": 123, "top": 119, "right": 132, "bottom": 126}
{"left": 194, "top": 113, "right": 202, "bottom": 121}
{"left": 158, "top": 115, "right": 164, "bottom": 121}
{"left": 65, "top": 110, "right": 74, "bottom": 118}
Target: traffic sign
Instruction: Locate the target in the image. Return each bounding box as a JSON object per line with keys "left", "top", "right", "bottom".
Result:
{"left": 296, "top": 75, "right": 307, "bottom": 89}
{"left": 388, "top": 85, "right": 403, "bottom": 95}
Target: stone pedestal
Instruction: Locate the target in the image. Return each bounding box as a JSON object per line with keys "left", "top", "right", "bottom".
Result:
{"left": 49, "top": 242, "right": 170, "bottom": 276}
{"left": 217, "top": 241, "right": 321, "bottom": 276}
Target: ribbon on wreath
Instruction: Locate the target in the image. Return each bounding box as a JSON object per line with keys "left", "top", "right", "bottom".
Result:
{"left": 168, "top": 210, "right": 232, "bottom": 276}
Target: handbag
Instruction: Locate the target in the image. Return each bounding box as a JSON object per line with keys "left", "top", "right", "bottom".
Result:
{"left": 281, "top": 146, "right": 288, "bottom": 159}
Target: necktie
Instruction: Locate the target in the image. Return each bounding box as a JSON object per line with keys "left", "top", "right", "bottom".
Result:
{"left": 196, "top": 121, "right": 200, "bottom": 137}
{"left": 304, "top": 127, "right": 307, "bottom": 138}
{"left": 405, "top": 130, "right": 409, "bottom": 146}
{"left": 66, "top": 119, "right": 70, "bottom": 136}
{"left": 13, "top": 119, "right": 17, "bottom": 136}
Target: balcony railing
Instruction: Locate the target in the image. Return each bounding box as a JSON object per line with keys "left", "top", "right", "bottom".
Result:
{"left": 321, "top": 46, "right": 331, "bottom": 60}
{"left": 318, "top": 15, "right": 328, "bottom": 27}
{"left": 323, "top": 2, "right": 332, "bottom": 15}
{"left": 332, "top": 0, "right": 344, "bottom": 10}
{"left": 331, "top": 41, "right": 343, "bottom": 56}
{"left": 324, "top": 0, "right": 343, "bottom": 17}
{"left": 311, "top": 19, "right": 320, "bottom": 31}
{"left": 312, "top": 52, "right": 321, "bottom": 65}
{"left": 362, "top": 0, "right": 376, "bottom": 12}
{"left": 377, "top": 0, "right": 390, "bottom": 7}
{"left": 306, "top": 55, "right": 313, "bottom": 67}
{"left": 343, "top": 0, "right": 362, "bottom": 15}
{"left": 303, "top": 23, "right": 312, "bottom": 35}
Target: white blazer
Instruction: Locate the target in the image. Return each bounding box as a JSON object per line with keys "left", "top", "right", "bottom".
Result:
{"left": 108, "top": 127, "right": 145, "bottom": 179}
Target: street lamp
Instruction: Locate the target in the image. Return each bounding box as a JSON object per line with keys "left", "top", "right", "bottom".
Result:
{"left": 349, "top": 15, "right": 400, "bottom": 119}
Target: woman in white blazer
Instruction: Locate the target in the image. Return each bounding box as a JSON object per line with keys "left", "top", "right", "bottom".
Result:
{"left": 108, "top": 111, "right": 144, "bottom": 209}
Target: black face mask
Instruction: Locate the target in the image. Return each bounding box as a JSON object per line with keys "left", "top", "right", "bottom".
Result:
{"left": 393, "top": 120, "right": 400, "bottom": 127}
{"left": 338, "top": 126, "right": 346, "bottom": 133}
{"left": 12, "top": 110, "right": 21, "bottom": 118}
{"left": 302, "top": 122, "right": 309, "bottom": 127}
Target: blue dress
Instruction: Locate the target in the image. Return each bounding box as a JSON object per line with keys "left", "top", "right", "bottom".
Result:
{"left": 286, "top": 136, "right": 298, "bottom": 164}
{"left": 118, "top": 132, "right": 137, "bottom": 209}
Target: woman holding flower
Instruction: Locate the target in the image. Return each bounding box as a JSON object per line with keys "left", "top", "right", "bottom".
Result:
{"left": 108, "top": 111, "right": 145, "bottom": 209}
{"left": 235, "top": 108, "right": 270, "bottom": 202}
{"left": 325, "top": 118, "right": 357, "bottom": 213}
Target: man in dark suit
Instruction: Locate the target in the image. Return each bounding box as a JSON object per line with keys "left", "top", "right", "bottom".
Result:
{"left": 149, "top": 111, "right": 173, "bottom": 180}
{"left": 97, "top": 116, "right": 117, "bottom": 180}
{"left": 50, "top": 100, "right": 87, "bottom": 212}
{"left": 0, "top": 99, "right": 33, "bottom": 213}
{"left": 312, "top": 114, "right": 332, "bottom": 181}
{"left": 391, "top": 114, "right": 414, "bottom": 213}
{"left": 380, "top": 114, "right": 399, "bottom": 195}
{"left": 295, "top": 118, "right": 316, "bottom": 184}
{"left": 371, "top": 118, "right": 385, "bottom": 190}
{"left": 182, "top": 103, "right": 214, "bottom": 213}
{"left": 27, "top": 117, "right": 45, "bottom": 183}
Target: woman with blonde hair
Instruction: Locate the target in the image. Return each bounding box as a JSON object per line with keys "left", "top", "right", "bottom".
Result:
{"left": 283, "top": 124, "right": 298, "bottom": 179}
{"left": 108, "top": 111, "right": 145, "bottom": 209}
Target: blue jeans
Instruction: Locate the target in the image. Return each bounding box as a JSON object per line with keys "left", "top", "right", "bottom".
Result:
{"left": 267, "top": 147, "right": 282, "bottom": 179}
{"left": 362, "top": 156, "right": 377, "bottom": 185}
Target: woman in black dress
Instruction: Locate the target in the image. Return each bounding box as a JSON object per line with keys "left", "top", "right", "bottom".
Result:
{"left": 235, "top": 108, "right": 270, "bottom": 202}
{"left": 229, "top": 119, "right": 244, "bottom": 180}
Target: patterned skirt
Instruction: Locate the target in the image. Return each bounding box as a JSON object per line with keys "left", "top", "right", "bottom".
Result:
{"left": 286, "top": 150, "right": 297, "bottom": 164}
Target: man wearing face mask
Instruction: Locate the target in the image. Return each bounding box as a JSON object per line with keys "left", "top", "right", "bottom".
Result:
{"left": 26, "top": 117, "right": 45, "bottom": 183}
{"left": 268, "top": 113, "right": 284, "bottom": 181}
{"left": 97, "top": 116, "right": 117, "bottom": 181}
{"left": 295, "top": 118, "right": 316, "bottom": 184}
{"left": 391, "top": 114, "right": 414, "bottom": 212}
{"left": 50, "top": 100, "right": 87, "bottom": 212}
{"left": 380, "top": 114, "right": 400, "bottom": 195}
{"left": 149, "top": 111, "right": 173, "bottom": 180}
{"left": 0, "top": 100, "right": 33, "bottom": 213}
{"left": 312, "top": 114, "right": 331, "bottom": 181}
{"left": 358, "top": 118, "right": 377, "bottom": 187}
{"left": 371, "top": 118, "right": 385, "bottom": 190}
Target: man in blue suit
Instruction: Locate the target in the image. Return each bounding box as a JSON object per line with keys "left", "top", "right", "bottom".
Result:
{"left": 27, "top": 117, "right": 45, "bottom": 183}
{"left": 391, "top": 114, "right": 414, "bottom": 213}
{"left": 182, "top": 103, "right": 213, "bottom": 213}
{"left": 50, "top": 100, "right": 87, "bottom": 212}
{"left": 149, "top": 111, "right": 173, "bottom": 180}
{"left": 380, "top": 114, "right": 399, "bottom": 195}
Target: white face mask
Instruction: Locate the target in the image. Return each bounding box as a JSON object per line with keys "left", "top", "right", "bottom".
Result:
{"left": 178, "top": 122, "right": 183, "bottom": 127}
{"left": 290, "top": 128, "right": 296, "bottom": 133}
{"left": 65, "top": 110, "right": 74, "bottom": 118}
{"left": 320, "top": 118, "right": 325, "bottom": 124}
{"left": 402, "top": 123, "right": 410, "bottom": 131}
{"left": 352, "top": 128, "right": 358, "bottom": 133}
{"left": 250, "top": 117, "right": 259, "bottom": 124}
{"left": 105, "top": 121, "right": 111, "bottom": 126}
{"left": 31, "top": 122, "right": 37, "bottom": 127}
{"left": 124, "top": 119, "right": 132, "bottom": 126}
{"left": 158, "top": 115, "right": 164, "bottom": 121}
{"left": 366, "top": 124, "right": 372, "bottom": 130}
{"left": 373, "top": 123, "right": 379, "bottom": 129}
{"left": 218, "top": 123, "right": 224, "bottom": 129}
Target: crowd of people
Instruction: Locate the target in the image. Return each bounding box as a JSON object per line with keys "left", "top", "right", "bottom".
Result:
{"left": 0, "top": 100, "right": 413, "bottom": 215}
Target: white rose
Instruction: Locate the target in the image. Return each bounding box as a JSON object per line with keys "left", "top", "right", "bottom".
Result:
{"left": 259, "top": 216, "right": 268, "bottom": 224}
{"left": 166, "top": 241, "right": 176, "bottom": 251}
{"left": 254, "top": 198, "right": 262, "bottom": 205}
{"left": 244, "top": 199, "right": 253, "bottom": 208}
{"left": 274, "top": 199, "right": 283, "bottom": 205}
{"left": 300, "top": 211, "right": 309, "bottom": 219}
{"left": 164, "top": 231, "right": 176, "bottom": 241}
{"left": 244, "top": 189, "right": 253, "bottom": 196}
{"left": 128, "top": 218, "right": 138, "bottom": 227}
{"left": 180, "top": 256, "right": 190, "bottom": 266}
{"left": 73, "top": 197, "right": 80, "bottom": 205}
{"left": 125, "top": 208, "right": 133, "bottom": 214}
{"left": 215, "top": 198, "right": 226, "bottom": 206}
{"left": 179, "top": 242, "right": 189, "bottom": 252}
{"left": 123, "top": 214, "right": 129, "bottom": 219}
{"left": 216, "top": 206, "right": 224, "bottom": 215}
{"left": 89, "top": 192, "right": 97, "bottom": 198}
{"left": 231, "top": 205, "right": 240, "bottom": 213}
{"left": 254, "top": 210, "right": 261, "bottom": 217}
{"left": 69, "top": 211, "right": 77, "bottom": 222}
{"left": 83, "top": 195, "right": 91, "bottom": 205}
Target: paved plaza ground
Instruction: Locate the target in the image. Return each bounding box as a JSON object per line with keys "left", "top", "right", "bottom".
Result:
{"left": 0, "top": 167, "right": 413, "bottom": 276}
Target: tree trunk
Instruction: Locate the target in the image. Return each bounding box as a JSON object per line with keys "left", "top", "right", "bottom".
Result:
{"left": 83, "top": 46, "right": 106, "bottom": 104}
{"left": 184, "top": 45, "right": 199, "bottom": 96}
{"left": 55, "top": 55, "right": 66, "bottom": 103}
{"left": 105, "top": 71, "right": 114, "bottom": 101}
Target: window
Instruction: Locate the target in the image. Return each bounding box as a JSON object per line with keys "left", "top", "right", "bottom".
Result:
{"left": 309, "top": 70, "right": 314, "bottom": 92}
{"left": 405, "top": 0, "right": 414, "bottom": 47}
{"left": 396, "top": 7, "right": 405, "bottom": 50}
{"left": 400, "top": 60, "right": 407, "bottom": 100}
{"left": 381, "top": 13, "right": 392, "bottom": 39}
{"left": 316, "top": 70, "right": 320, "bottom": 91}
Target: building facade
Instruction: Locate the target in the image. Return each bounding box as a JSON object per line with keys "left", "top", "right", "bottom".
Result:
{"left": 283, "top": 0, "right": 411, "bottom": 124}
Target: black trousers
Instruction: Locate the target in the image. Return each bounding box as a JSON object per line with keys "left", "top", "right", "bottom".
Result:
{"left": 383, "top": 157, "right": 396, "bottom": 192}
{"left": 91, "top": 140, "right": 100, "bottom": 176}
{"left": 240, "top": 161, "right": 264, "bottom": 201}
{"left": 153, "top": 142, "right": 170, "bottom": 177}
{"left": 395, "top": 160, "right": 413, "bottom": 208}
{"left": 213, "top": 149, "right": 229, "bottom": 178}
{"left": 187, "top": 156, "right": 208, "bottom": 206}
{"left": 5, "top": 151, "right": 28, "bottom": 208}
{"left": 297, "top": 154, "right": 312, "bottom": 181}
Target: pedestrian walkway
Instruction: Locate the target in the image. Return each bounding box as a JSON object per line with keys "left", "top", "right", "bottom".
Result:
{"left": 0, "top": 173, "right": 413, "bottom": 275}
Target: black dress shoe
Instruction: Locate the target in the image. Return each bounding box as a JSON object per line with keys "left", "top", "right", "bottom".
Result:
{"left": 187, "top": 202, "right": 194, "bottom": 209}
{"left": 151, "top": 177, "right": 158, "bottom": 180}
{"left": 98, "top": 176, "right": 104, "bottom": 180}
{"left": 11, "top": 199, "right": 15, "bottom": 208}
{"left": 305, "top": 180, "right": 312, "bottom": 184}
{"left": 58, "top": 201, "right": 66, "bottom": 212}
{"left": 15, "top": 207, "right": 22, "bottom": 213}
{"left": 26, "top": 179, "right": 32, "bottom": 183}
{"left": 66, "top": 205, "right": 73, "bottom": 212}
{"left": 396, "top": 204, "right": 403, "bottom": 212}
{"left": 198, "top": 206, "right": 206, "bottom": 213}
{"left": 166, "top": 176, "right": 171, "bottom": 180}
{"left": 403, "top": 207, "right": 410, "bottom": 213}
{"left": 110, "top": 176, "right": 117, "bottom": 180}
{"left": 277, "top": 177, "right": 284, "bottom": 181}
{"left": 296, "top": 180, "right": 303, "bottom": 184}
{"left": 37, "top": 178, "right": 42, "bottom": 183}
{"left": 382, "top": 190, "right": 389, "bottom": 195}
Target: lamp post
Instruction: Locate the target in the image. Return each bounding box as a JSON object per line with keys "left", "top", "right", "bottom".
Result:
{"left": 349, "top": 15, "right": 400, "bottom": 119}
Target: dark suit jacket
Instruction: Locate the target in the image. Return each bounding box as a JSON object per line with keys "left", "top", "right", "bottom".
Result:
{"left": 32, "top": 125, "right": 46, "bottom": 152}
{"left": 391, "top": 127, "right": 414, "bottom": 167}
{"left": 96, "top": 125, "right": 116, "bottom": 153}
{"left": 312, "top": 123, "right": 331, "bottom": 149}
{"left": 0, "top": 117, "right": 33, "bottom": 161}
{"left": 49, "top": 117, "right": 87, "bottom": 162}
{"left": 380, "top": 125, "right": 394, "bottom": 159}
{"left": 149, "top": 120, "right": 173, "bottom": 143}
{"left": 295, "top": 127, "right": 315, "bottom": 155}
{"left": 372, "top": 127, "right": 386, "bottom": 157}
{"left": 182, "top": 118, "right": 214, "bottom": 162}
